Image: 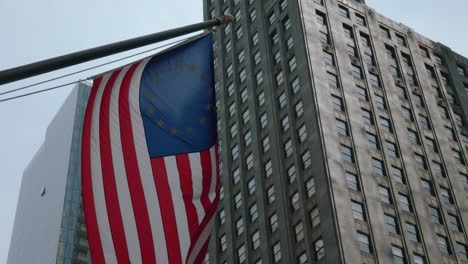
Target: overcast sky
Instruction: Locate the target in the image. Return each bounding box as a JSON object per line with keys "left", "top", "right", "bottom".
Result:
{"left": 0, "top": 0, "right": 467, "bottom": 262}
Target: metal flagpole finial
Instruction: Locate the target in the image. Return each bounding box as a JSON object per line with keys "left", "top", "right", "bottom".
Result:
{"left": 215, "top": 15, "right": 234, "bottom": 25}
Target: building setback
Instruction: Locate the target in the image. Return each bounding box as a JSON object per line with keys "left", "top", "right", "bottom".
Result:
{"left": 204, "top": 0, "right": 468, "bottom": 263}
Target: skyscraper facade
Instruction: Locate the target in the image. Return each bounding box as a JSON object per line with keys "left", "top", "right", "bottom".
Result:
{"left": 8, "top": 83, "right": 91, "bottom": 264}
{"left": 204, "top": 0, "right": 468, "bottom": 263}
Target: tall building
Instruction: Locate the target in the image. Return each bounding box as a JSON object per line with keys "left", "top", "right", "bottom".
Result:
{"left": 204, "top": 0, "right": 468, "bottom": 263}
{"left": 8, "top": 83, "right": 91, "bottom": 264}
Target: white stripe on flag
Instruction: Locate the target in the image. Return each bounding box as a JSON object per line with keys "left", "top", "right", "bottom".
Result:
{"left": 128, "top": 58, "right": 169, "bottom": 264}
{"left": 188, "top": 152, "right": 206, "bottom": 221}
{"left": 164, "top": 156, "right": 192, "bottom": 260}
{"left": 187, "top": 215, "right": 215, "bottom": 264}
{"left": 90, "top": 73, "right": 118, "bottom": 263}
{"left": 109, "top": 66, "right": 142, "bottom": 264}
{"left": 208, "top": 147, "right": 217, "bottom": 202}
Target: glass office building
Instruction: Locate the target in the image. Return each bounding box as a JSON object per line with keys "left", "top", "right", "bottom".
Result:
{"left": 204, "top": 0, "right": 468, "bottom": 263}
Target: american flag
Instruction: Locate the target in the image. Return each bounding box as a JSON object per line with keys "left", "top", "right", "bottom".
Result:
{"left": 81, "top": 34, "right": 219, "bottom": 264}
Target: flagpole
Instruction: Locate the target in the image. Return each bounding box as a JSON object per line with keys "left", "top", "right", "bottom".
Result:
{"left": 0, "top": 16, "right": 233, "bottom": 85}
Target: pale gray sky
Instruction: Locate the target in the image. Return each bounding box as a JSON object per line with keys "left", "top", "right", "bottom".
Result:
{"left": 0, "top": 0, "right": 466, "bottom": 262}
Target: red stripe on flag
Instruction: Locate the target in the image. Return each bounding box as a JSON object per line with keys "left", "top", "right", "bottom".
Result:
{"left": 99, "top": 70, "right": 131, "bottom": 263}
{"left": 81, "top": 77, "right": 106, "bottom": 263}
{"left": 150, "top": 158, "right": 182, "bottom": 264}
{"left": 199, "top": 150, "right": 212, "bottom": 212}
{"left": 175, "top": 154, "right": 199, "bottom": 241}
{"left": 119, "top": 62, "right": 156, "bottom": 264}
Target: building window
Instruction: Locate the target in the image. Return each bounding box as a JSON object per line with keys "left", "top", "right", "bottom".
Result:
{"left": 440, "top": 186, "right": 453, "bottom": 204}
{"left": 315, "top": 239, "right": 325, "bottom": 260}
{"left": 385, "top": 214, "right": 399, "bottom": 234}
{"left": 250, "top": 203, "right": 258, "bottom": 222}
{"left": 291, "top": 77, "right": 300, "bottom": 95}
{"left": 428, "top": 206, "right": 442, "bottom": 224}
{"left": 380, "top": 25, "right": 391, "bottom": 38}
{"left": 219, "top": 209, "right": 225, "bottom": 225}
{"left": 419, "top": 115, "right": 430, "bottom": 129}
{"left": 262, "top": 136, "right": 270, "bottom": 152}
{"left": 220, "top": 234, "right": 227, "bottom": 252}
{"left": 426, "top": 138, "right": 438, "bottom": 153}
{"left": 392, "top": 166, "right": 405, "bottom": 184}
{"left": 302, "top": 150, "right": 311, "bottom": 169}
{"left": 234, "top": 192, "right": 242, "bottom": 209}
{"left": 347, "top": 44, "right": 357, "bottom": 57}
{"left": 246, "top": 153, "right": 254, "bottom": 170}
{"left": 288, "top": 165, "right": 296, "bottom": 183}
{"left": 421, "top": 178, "right": 435, "bottom": 196}
{"left": 294, "top": 221, "right": 304, "bottom": 242}
{"left": 356, "top": 13, "right": 366, "bottom": 26}
{"left": 320, "top": 31, "right": 330, "bottom": 44}
{"left": 327, "top": 72, "right": 339, "bottom": 88}
{"left": 401, "top": 106, "right": 413, "bottom": 121}
{"left": 226, "top": 64, "right": 233, "bottom": 78}
{"left": 453, "top": 149, "right": 465, "bottom": 165}
{"left": 351, "top": 200, "right": 365, "bottom": 221}
{"left": 436, "top": 234, "right": 451, "bottom": 255}
{"left": 311, "top": 207, "right": 320, "bottom": 227}
{"left": 399, "top": 193, "right": 412, "bottom": 212}
{"left": 253, "top": 50, "right": 261, "bottom": 65}
{"left": 362, "top": 108, "right": 374, "bottom": 125}
{"left": 250, "top": 9, "right": 257, "bottom": 22}
{"left": 268, "top": 12, "right": 276, "bottom": 25}
{"left": 419, "top": 45, "right": 430, "bottom": 58}
{"left": 230, "top": 123, "right": 237, "bottom": 138}
{"left": 281, "top": 115, "right": 290, "bottom": 131}
{"left": 414, "top": 254, "right": 426, "bottom": 264}
{"left": 414, "top": 153, "right": 427, "bottom": 170}
{"left": 316, "top": 10, "right": 326, "bottom": 25}
{"left": 298, "top": 124, "right": 308, "bottom": 143}
{"left": 346, "top": 171, "right": 360, "bottom": 191}
{"left": 233, "top": 168, "right": 241, "bottom": 184}
{"left": 356, "top": 85, "right": 368, "bottom": 100}
{"left": 338, "top": 5, "right": 349, "bottom": 18}
{"left": 323, "top": 50, "right": 335, "bottom": 66}
{"left": 357, "top": 232, "right": 371, "bottom": 253}
{"left": 369, "top": 72, "right": 381, "bottom": 87}
{"left": 448, "top": 214, "right": 462, "bottom": 232}
{"left": 295, "top": 101, "right": 304, "bottom": 117}
{"left": 242, "top": 109, "right": 250, "bottom": 124}
{"left": 332, "top": 95, "right": 344, "bottom": 111}
{"left": 336, "top": 119, "right": 349, "bottom": 136}
{"left": 392, "top": 245, "right": 405, "bottom": 264}
{"left": 241, "top": 89, "right": 248, "bottom": 103}
{"left": 276, "top": 72, "right": 284, "bottom": 86}
{"left": 458, "top": 64, "right": 466, "bottom": 76}
{"left": 265, "top": 160, "right": 272, "bottom": 177}
{"left": 260, "top": 113, "right": 268, "bottom": 128}
{"left": 231, "top": 144, "right": 239, "bottom": 160}
{"left": 375, "top": 94, "right": 386, "bottom": 109}
{"left": 256, "top": 71, "right": 263, "bottom": 85}
{"left": 267, "top": 185, "right": 275, "bottom": 204}
{"left": 289, "top": 56, "right": 297, "bottom": 72}
{"left": 298, "top": 252, "right": 307, "bottom": 264}
{"left": 236, "top": 26, "right": 243, "bottom": 39}
{"left": 360, "top": 32, "right": 371, "bottom": 47}
{"left": 251, "top": 230, "right": 261, "bottom": 250}
{"left": 380, "top": 117, "right": 392, "bottom": 132}
{"left": 341, "top": 144, "right": 354, "bottom": 163}
{"left": 284, "top": 139, "right": 294, "bottom": 157}
{"left": 352, "top": 64, "right": 364, "bottom": 79}
{"left": 372, "top": 157, "right": 385, "bottom": 176}
{"left": 364, "top": 53, "right": 375, "bottom": 65}
{"left": 283, "top": 16, "right": 291, "bottom": 31}
{"left": 367, "top": 132, "right": 379, "bottom": 150}
{"left": 306, "top": 177, "right": 316, "bottom": 197}
{"left": 248, "top": 177, "right": 255, "bottom": 195}
{"left": 236, "top": 217, "right": 244, "bottom": 236}
{"left": 273, "top": 242, "right": 281, "bottom": 262}
{"left": 396, "top": 33, "right": 406, "bottom": 46}
{"left": 237, "top": 244, "right": 246, "bottom": 263}
{"left": 291, "top": 192, "right": 300, "bottom": 211}
{"left": 386, "top": 141, "right": 399, "bottom": 158}
{"left": 378, "top": 185, "right": 392, "bottom": 204}
{"left": 456, "top": 243, "right": 468, "bottom": 262}
{"left": 408, "top": 129, "right": 420, "bottom": 145}
{"left": 406, "top": 222, "right": 419, "bottom": 242}
{"left": 270, "top": 213, "right": 278, "bottom": 232}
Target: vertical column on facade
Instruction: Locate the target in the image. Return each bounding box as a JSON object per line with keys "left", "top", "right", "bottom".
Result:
{"left": 328, "top": 0, "right": 395, "bottom": 262}
{"left": 297, "top": 0, "right": 361, "bottom": 263}
{"left": 438, "top": 45, "right": 468, "bottom": 236}
{"left": 365, "top": 12, "right": 445, "bottom": 264}
{"left": 402, "top": 28, "right": 461, "bottom": 262}
{"left": 251, "top": 1, "right": 295, "bottom": 263}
